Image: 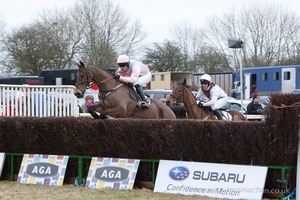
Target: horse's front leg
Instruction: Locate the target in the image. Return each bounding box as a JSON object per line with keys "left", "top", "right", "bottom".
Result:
{"left": 100, "top": 106, "right": 126, "bottom": 118}
{"left": 89, "top": 103, "right": 125, "bottom": 119}
{"left": 87, "top": 103, "right": 107, "bottom": 119}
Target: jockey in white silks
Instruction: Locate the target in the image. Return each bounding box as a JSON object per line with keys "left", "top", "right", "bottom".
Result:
{"left": 196, "top": 74, "right": 228, "bottom": 119}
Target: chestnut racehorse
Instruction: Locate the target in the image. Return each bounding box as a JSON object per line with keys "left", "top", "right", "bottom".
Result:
{"left": 167, "top": 79, "right": 246, "bottom": 121}
{"left": 74, "top": 61, "right": 176, "bottom": 119}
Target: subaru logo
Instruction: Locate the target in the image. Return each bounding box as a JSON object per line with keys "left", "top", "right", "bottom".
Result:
{"left": 169, "top": 166, "right": 189, "bottom": 180}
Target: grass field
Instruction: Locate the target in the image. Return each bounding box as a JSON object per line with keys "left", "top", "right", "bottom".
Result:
{"left": 0, "top": 181, "right": 221, "bottom": 200}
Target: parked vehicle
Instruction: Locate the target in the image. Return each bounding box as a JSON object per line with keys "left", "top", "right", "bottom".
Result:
{"left": 144, "top": 89, "right": 197, "bottom": 100}
{"left": 226, "top": 97, "right": 250, "bottom": 114}
{"left": 292, "top": 89, "right": 300, "bottom": 94}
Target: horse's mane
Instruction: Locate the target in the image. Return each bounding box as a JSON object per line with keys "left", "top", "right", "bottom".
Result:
{"left": 87, "top": 64, "right": 115, "bottom": 77}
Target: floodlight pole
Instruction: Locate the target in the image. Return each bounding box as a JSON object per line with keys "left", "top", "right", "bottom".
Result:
{"left": 297, "top": 117, "right": 300, "bottom": 200}
{"left": 239, "top": 54, "right": 243, "bottom": 113}
{"left": 228, "top": 38, "right": 244, "bottom": 114}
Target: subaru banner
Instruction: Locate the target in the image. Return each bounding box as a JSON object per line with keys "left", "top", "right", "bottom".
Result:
{"left": 154, "top": 160, "right": 267, "bottom": 199}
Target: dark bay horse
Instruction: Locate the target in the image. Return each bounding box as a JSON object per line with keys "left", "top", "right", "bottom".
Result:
{"left": 167, "top": 79, "right": 246, "bottom": 121}
{"left": 74, "top": 61, "right": 176, "bottom": 119}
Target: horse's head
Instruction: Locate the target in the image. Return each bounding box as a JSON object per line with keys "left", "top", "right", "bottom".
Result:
{"left": 74, "top": 61, "right": 93, "bottom": 98}
{"left": 167, "top": 79, "right": 187, "bottom": 104}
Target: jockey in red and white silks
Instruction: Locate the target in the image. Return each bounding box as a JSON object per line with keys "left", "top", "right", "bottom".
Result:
{"left": 196, "top": 74, "right": 228, "bottom": 119}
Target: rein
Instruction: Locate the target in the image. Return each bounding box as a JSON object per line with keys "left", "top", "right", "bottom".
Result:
{"left": 75, "top": 66, "right": 94, "bottom": 92}
{"left": 97, "top": 83, "right": 124, "bottom": 110}
{"left": 100, "top": 76, "right": 115, "bottom": 84}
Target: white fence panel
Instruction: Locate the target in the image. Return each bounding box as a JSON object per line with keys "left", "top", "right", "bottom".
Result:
{"left": 0, "top": 84, "right": 79, "bottom": 117}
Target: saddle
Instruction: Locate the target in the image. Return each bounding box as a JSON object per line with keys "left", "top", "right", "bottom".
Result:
{"left": 128, "top": 85, "right": 151, "bottom": 108}
{"left": 204, "top": 107, "right": 232, "bottom": 120}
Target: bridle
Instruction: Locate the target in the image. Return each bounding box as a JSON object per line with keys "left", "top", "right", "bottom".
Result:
{"left": 75, "top": 65, "right": 124, "bottom": 110}
{"left": 75, "top": 66, "right": 94, "bottom": 93}
{"left": 170, "top": 86, "right": 197, "bottom": 108}
{"left": 170, "top": 86, "right": 185, "bottom": 103}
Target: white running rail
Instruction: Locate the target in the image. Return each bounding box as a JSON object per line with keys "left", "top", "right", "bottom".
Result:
{"left": 0, "top": 84, "right": 79, "bottom": 117}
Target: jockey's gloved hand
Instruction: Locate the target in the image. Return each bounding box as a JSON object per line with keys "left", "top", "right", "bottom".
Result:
{"left": 114, "top": 73, "right": 120, "bottom": 79}
{"left": 197, "top": 102, "right": 204, "bottom": 107}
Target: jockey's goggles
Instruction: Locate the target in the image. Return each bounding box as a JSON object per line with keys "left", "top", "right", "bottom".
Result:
{"left": 118, "top": 63, "right": 129, "bottom": 67}
{"left": 200, "top": 80, "right": 210, "bottom": 85}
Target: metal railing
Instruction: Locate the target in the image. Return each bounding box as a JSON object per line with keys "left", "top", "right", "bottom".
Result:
{"left": 4, "top": 152, "right": 296, "bottom": 190}
{"left": 0, "top": 84, "right": 79, "bottom": 117}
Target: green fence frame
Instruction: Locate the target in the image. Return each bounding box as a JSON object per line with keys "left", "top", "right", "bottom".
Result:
{"left": 5, "top": 153, "right": 296, "bottom": 189}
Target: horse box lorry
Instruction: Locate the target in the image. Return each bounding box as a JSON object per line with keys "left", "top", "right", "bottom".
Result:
{"left": 234, "top": 65, "right": 300, "bottom": 99}
{"left": 194, "top": 65, "right": 300, "bottom": 100}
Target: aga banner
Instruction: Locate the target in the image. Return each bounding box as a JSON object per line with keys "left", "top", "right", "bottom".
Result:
{"left": 17, "top": 154, "right": 69, "bottom": 186}
{"left": 85, "top": 157, "right": 140, "bottom": 190}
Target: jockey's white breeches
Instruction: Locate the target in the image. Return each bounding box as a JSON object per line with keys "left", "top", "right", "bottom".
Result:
{"left": 133, "top": 72, "right": 151, "bottom": 86}
{"left": 211, "top": 96, "right": 228, "bottom": 110}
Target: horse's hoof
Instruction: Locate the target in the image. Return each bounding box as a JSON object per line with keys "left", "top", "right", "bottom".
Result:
{"left": 89, "top": 111, "right": 108, "bottom": 120}
{"left": 99, "top": 113, "right": 108, "bottom": 119}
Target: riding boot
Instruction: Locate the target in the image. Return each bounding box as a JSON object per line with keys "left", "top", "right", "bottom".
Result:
{"left": 213, "top": 109, "right": 223, "bottom": 120}
{"left": 134, "top": 84, "right": 150, "bottom": 108}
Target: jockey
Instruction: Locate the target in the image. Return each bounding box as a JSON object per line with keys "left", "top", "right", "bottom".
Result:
{"left": 114, "top": 54, "right": 151, "bottom": 108}
{"left": 196, "top": 74, "right": 228, "bottom": 120}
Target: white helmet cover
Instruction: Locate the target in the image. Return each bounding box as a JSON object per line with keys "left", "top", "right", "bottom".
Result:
{"left": 117, "top": 54, "right": 130, "bottom": 64}
{"left": 200, "top": 74, "right": 211, "bottom": 83}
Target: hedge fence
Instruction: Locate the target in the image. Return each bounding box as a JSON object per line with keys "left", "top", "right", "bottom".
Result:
{"left": 0, "top": 93, "right": 299, "bottom": 193}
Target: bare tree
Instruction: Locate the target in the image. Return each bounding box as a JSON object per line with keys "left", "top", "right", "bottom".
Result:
{"left": 169, "top": 22, "right": 233, "bottom": 73}
{"left": 143, "top": 40, "right": 184, "bottom": 72}
{"left": 0, "top": 16, "right": 11, "bottom": 76}
{"left": 37, "top": 9, "right": 83, "bottom": 68}
{"left": 1, "top": 0, "right": 146, "bottom": 74}
{"left": 171, "top": 23, "right": 205, "bottom": 72}
{"left": 205, "top": 3, "right": 300, "bottom": 70}
{"left": 2, "top": 9, "right": 81, "bottom": 75}
{"left": 241, "top": 4, "right": 300, "bottom": 66}
{"left": 72, "top": 0, "right": 146, "bottom": 68}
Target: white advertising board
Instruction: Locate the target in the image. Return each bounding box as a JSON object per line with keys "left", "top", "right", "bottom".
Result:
{"left": 0, "top": 153, "right": 5, "bottom": 177}
{"left": 154, "top": 160, "right": 267, "bottom": 199}
{"left": 85, "top": 157, "right": 140, "bottom": 190}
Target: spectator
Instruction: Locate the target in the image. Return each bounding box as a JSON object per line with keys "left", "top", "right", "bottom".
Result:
{"left": 251, "top": 84, "right": 258, "bottom": 97}
{"left": 246, "top": 94, "right": 263, "bottom": 114}
{"left": 81, "top": 95, "right": 94, "bottom": 113}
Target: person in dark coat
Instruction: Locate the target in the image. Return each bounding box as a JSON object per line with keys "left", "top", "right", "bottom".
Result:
{"left": 246, "top": 94, "right": 263, "bottom": 114}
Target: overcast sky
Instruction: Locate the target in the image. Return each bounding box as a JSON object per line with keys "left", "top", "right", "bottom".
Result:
{"left": 0, "top": 0, "right": 299, "bottom": 44}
